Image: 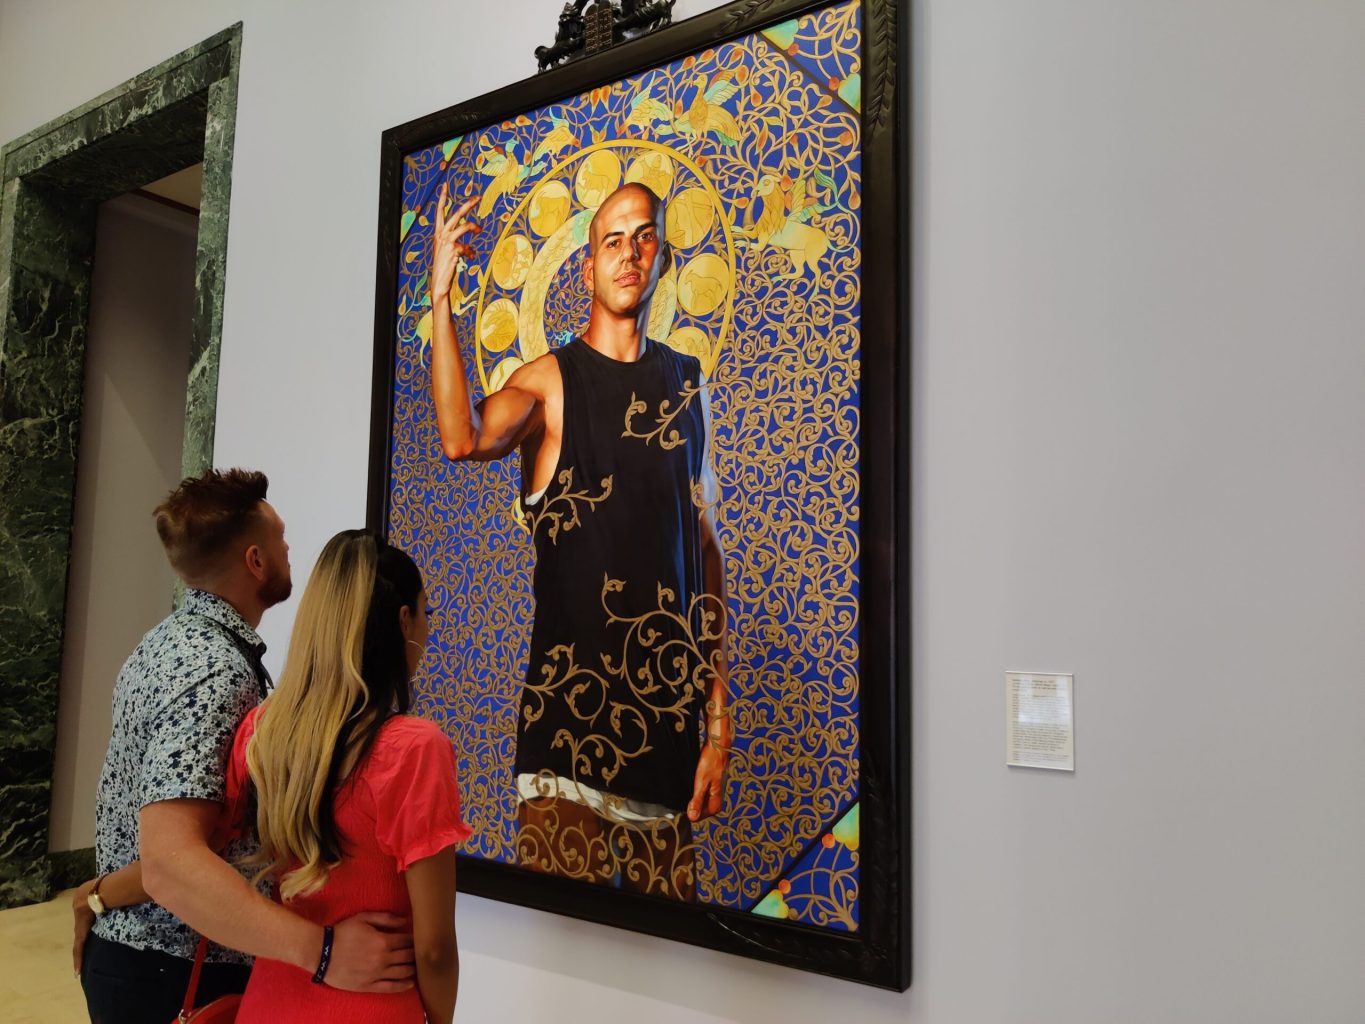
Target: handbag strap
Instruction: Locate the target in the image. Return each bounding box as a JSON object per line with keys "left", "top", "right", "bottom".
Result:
{"left": 180, "top": 936, "right": 210, "bottom": 1021}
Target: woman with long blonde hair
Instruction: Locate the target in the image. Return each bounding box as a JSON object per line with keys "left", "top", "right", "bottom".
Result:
{"left": 223, "top": 529, "right": 468, "bottom": 1022}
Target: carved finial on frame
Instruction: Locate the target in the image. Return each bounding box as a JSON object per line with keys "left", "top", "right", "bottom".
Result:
{"left": 535, "top": 0, "right": 676, "bottom": 72}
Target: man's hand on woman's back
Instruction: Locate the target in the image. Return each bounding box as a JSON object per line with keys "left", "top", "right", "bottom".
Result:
{"left": 327, "top": 911, "right": 416, "bottom": 992}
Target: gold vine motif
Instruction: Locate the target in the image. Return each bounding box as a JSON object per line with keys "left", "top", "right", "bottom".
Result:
{"left": 524, "top": 470, "right": 614, "bottom": 544}
{"left": 515, "top": 577, "right": 724, "bottom": 793}
{"left": 517, "top": 792, "right": 699, "bottom": 899}
{"left": 599, "top": 577, "right": 726, "bottom": 700}
{"left": 622, "top": 388, "right": 699, "bottom": 450}
{"left": 620, "top": 367, "right": 751, "bottom": 453}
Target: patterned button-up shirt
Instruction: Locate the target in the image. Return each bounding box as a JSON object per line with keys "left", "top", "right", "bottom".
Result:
{"left": 92, "top": 589, "right": 268, "bottom": 963}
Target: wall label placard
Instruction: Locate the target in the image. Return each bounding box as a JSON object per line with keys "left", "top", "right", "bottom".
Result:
{"left": 1006, "top": 672, "right": 1074, "bottom": 771}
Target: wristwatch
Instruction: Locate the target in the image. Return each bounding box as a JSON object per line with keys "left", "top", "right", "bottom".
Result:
{"left": 87, "top": 874, "right": 109, "bottom": 916}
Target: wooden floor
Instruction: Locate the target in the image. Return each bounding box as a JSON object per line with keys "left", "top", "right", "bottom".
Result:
{"left": 0, "top": 889, "right": 90, "bottom": 1023}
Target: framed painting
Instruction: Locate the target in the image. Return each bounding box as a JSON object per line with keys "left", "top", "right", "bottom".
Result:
{"left": 367, "top": 0, "right": 908, "bottom": 989}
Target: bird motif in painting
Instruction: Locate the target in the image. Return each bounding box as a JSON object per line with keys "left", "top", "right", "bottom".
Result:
{"left": 531, "top": 116, "right": 580, "bottom": 166}
{"left": 475, "top": 138, "right": 546, "bottom": 219}
{"left": 671, "top": 70, "right": 744, "bottom": 147}
{"left": 623, "top": 86, "right": 676, "bottom": 136}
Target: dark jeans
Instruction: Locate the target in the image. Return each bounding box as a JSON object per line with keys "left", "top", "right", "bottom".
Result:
{"left": 81, "top": 932, "right": 250, "bottom": 1024}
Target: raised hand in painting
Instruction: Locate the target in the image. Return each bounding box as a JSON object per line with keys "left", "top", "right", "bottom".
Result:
{"left": 428, "top": 180, "right": 547, "bottom": 466}
{"left": 430, "top": 183, "right": 479, "bottom": 305}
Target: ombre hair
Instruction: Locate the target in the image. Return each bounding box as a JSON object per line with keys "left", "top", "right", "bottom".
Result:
{"left": 245, "top": 530, "right": 422, "bottom": 901}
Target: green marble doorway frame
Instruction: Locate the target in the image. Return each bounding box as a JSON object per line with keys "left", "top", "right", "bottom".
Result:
{"left": 0, "top": 25, "right": 242, "bottom": 907}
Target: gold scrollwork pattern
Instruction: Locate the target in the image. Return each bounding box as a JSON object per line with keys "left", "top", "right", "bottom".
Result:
{"left": 525, "top": 471, "right": 614, "bottom": 544}
{"left": 517, "top": 788, "right": 699, "bottom": 900}
{"left": 517, "top": 578, "right": 723, "bottom": 790}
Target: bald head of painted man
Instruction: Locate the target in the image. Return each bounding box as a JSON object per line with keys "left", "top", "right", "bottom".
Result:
{"left": 582, "top": 182, "right": 671, "bottom": 320}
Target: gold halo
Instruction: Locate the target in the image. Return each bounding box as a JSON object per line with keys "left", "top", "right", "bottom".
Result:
{"left": 479, "top": 298, "right": 519, "bottom": 354}
{"left": 491, "top": 234, "right": 534, "bottom": 290}
{"left": 475, "top": 139, "right": 737, "bottom": 390}
{"left": 573, "top": 150, "right": 622, "bottom": 208}
{"left": 677, "top": 253, "right": 730, "bottom": 317}
{"left": 665, "top": 187, "right": 715, "bottom": 249}
{"left": 528, "top": 181, "right": 571, "bottom": 237}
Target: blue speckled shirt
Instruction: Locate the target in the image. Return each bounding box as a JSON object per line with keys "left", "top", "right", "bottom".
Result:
{"left": 91, "top": 589, "right": 268, "bottom": 963}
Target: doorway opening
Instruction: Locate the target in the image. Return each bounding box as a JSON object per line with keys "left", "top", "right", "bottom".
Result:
{"left": 0, "top": 26, "right": 242, "bottom": 907}
{"left": 48, "top": 170, "right": 202, "bottom": 884}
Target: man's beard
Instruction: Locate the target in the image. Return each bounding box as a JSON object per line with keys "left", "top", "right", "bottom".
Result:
{"left": 258, "top": 563, "right": 293, "bottom": 608}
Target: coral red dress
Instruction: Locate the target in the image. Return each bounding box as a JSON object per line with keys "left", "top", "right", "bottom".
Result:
{"left": 223, "top": 707, "right": 471, "bottom": 1023}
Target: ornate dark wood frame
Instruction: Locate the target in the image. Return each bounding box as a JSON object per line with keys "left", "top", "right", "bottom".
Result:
{"left": 367, "top": 0, "right": 909, "bottom": 989}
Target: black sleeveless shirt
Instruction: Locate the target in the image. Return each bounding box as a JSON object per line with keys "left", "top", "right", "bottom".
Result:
{"left": 515, "top": 337, "right": 708, "bottom": 810}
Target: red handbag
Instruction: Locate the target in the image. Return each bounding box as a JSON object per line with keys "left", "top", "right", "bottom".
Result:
{"left": 175, "top": 937, "right": 243, "bottom": 1023}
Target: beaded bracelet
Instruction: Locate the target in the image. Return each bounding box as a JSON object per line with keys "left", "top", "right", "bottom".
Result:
{"left": 311, "top": 925, "right": 335, "bottom": 985}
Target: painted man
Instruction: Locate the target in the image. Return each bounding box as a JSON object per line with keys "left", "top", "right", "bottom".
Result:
{"left": 428, "top": 180, "right": 730, "bottom": 899}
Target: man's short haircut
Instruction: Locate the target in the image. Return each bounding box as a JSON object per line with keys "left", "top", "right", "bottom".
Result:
{"left": 588, "top": 181, "right": 664, "bottom": 254}
{"left": 154, "top": 468, "right": 270, "bottom": 581}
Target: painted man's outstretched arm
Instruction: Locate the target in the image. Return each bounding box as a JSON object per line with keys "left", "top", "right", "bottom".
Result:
{"left": 429, "top": 182, "right": 541, "bottom": 462}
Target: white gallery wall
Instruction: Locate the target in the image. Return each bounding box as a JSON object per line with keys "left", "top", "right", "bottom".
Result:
{"left": 4, "top": 1, "right": 1363, "bottom": 1020}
